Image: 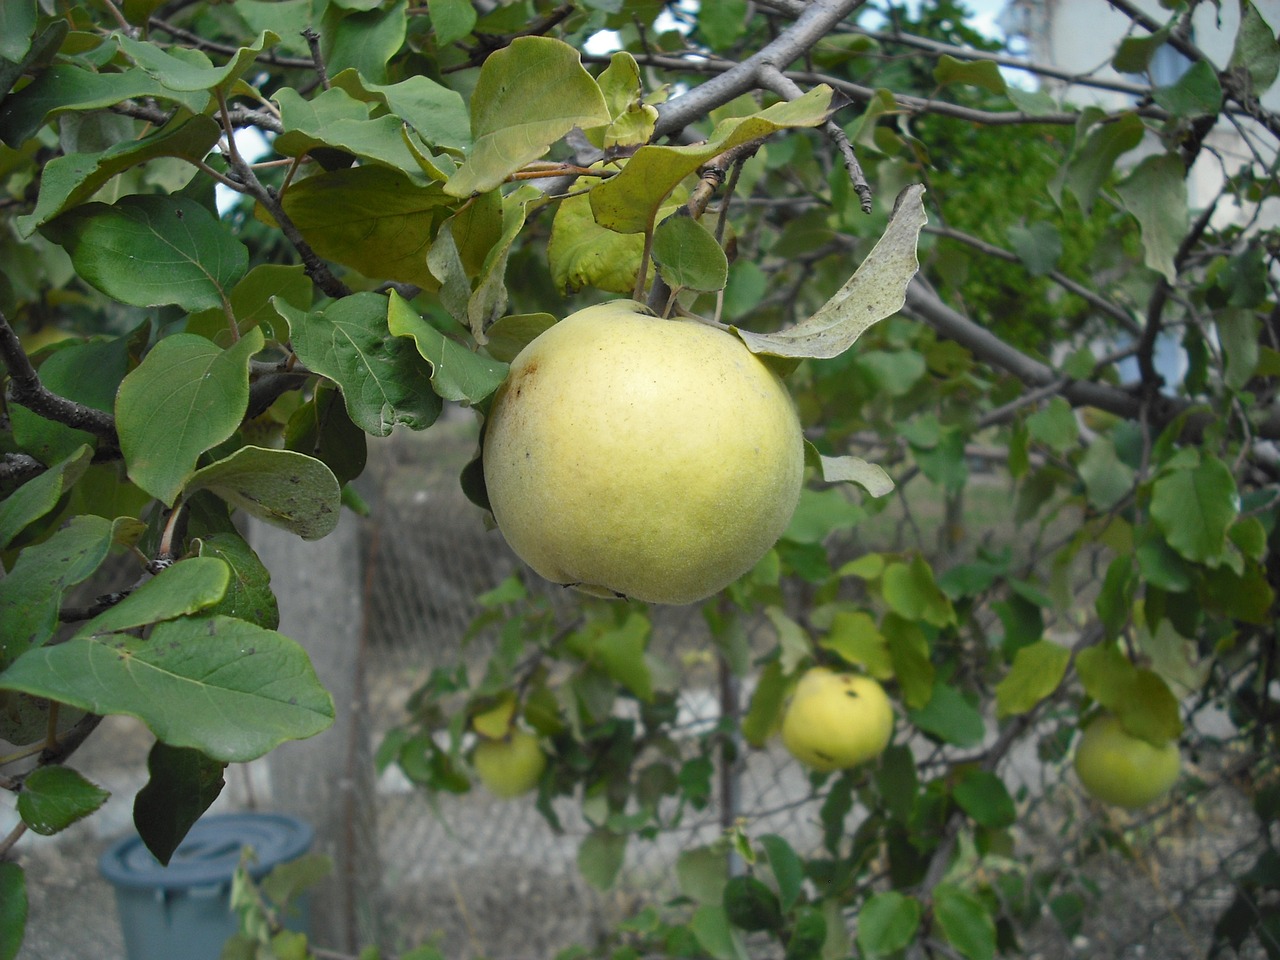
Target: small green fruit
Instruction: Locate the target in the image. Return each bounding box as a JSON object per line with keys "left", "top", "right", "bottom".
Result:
{"left": 482, "top": 299, "right": 804, "bottom": 605}
{"left": 781, "top": 667, "right": 894, "bottom": 771}
{"left": 473, "top": 729, "right": 547, "bottom": 799}
{"left": 1072, "top": 713, "right": 1180, "bottom": 809}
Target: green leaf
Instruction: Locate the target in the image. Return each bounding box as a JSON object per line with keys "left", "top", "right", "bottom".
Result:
{"left": 759, "top": 834, "right": 804, "bottom": 912}
{"left": 1112, "top": 21, "right": 1173, "bottom": 73}
{"left": 445, "top": 37, "right": 611, "bottom": 197}
{"left": 17, "top": 766, "right": 110, "bottom": 836}
{"left": 908, "top": 681, "right": 985, "bottom": 747}
{"left": 1075, "top": 644, "right": 1138, "bottom": 710}
{"left": 1116, "top": 153, "right": 1188, "bottom": 283}
{"left": 1218, "top": 307, "right": 1260, "bottom": 390}
{"left": 995, "top": 640, "right": 1070, "bottom": 717}
{"left": 741, "top": 661, "right": 787, "bottom": 748}
{"left": 283, "top": 383, "right": 368, "bottom": 487}
{"left": 691, "top": 904, "right": 750, "bottom": 960}
{"left": 74, "top": 556, "right": 229, "bottom": 638}
{"left": 821, "top": 611, "right": 893, "bottom": 679}
{"left": 933, "top": 55, "right": 1007, "bottom": 94}
{"left": 697, "top": 0, "right": 747, "bottom": 47}
{"left": 855, "top": 349, "right": 927, "bottom": 396}
{"left": 0, "top": 1, "right": 36, "bottom": 62}
{"left": 1051, "top": 111, "right": 1144, "bottom": 214}
{"left": 482, "top": 312, "right": 557, "bottom": 363}
{"left": 280, "top": 165, "right": 455, "bottom": 288}
{"left": 881, "top": 556, "right": 954, "bottom": 627}
{"left": 133, "top": 742, "right": 226, "bottom": 865}
{"left": 386, "top": 290, "right": 508, "bottom": 404}
{"left": 875, "top": 744, "right": 918, "bottom": 824}
{"left": 592, "top": 612, "right": 655, "bottom": 702}
{"left": 723, "top": 875, "right": 784, "bottom": 932}
{"left": 0, "top": 445, "right": 92, "bottom": 550}
{"left": 1153, "top": 59, "right": 1223, "bottom": 116}
{"left": 1115, "top": 668, "right": 1183, "bottom": 744}
{"left": 1006, "top": 221, "right": 1062, "bottom": 276}
{"left": 1026, "top": 396, "right": 1078, "bottom": 453}
{"left": 43, "top": 194, "right": 248, "bottom": 311}
{"left": 185, "top": 446, "right": 341, "bottom": 541}
{"left": 0, "top": 615, "right": 335, "bottom": 762}
{"left": 464, "top": 184, "right": 541, "bottom": 342}
{"left": 278, "top": 293, "right": 443, "bottom": 436}
{"left": 428, "top": 0, "right": 476, "bottom": 45}
{"left": 190, "top": 263, "right": 312, "bottom": 344}
{"left": 321, "top": 0, "right": 407, "bottom": 85}
{"left": 0, "top": 515, "right": 116, "bottom": 667}
{"left": 592, "top": 86, "right": 834, "bottom": 234}
{"left": 883, "top": 615, "right": 934, "bottom": 709}
{"left": 274, "top": 86, "right": 427, "bottom": 180}
{"left": 952, "top": 770, "right": 1016, "bottom": 828}
{"left": 333, "top": 70, "right": 471, "bottom": 152}
{"left": 733, "top": 184, "right": 925, "bottom": 360}
{"left": 784, "top": 906, "right": 827, "bottom": 960}
{"left": 677, "top": 844, "right": 730, "bottom": 904}
{"left": 857, "top": 891, "right": 921, "bottom": 956}
{"left": 933, "top": 884, "right": 996, "bottom": 960}
{"left": 1078, "top": 436, "right": 1134, "bottom": 511}
{"left": 0, "top": 862, "right": 26, "bottom": 960}
{"left": 578, "top": 829, "right": 627, "bottom": 890}
{"left": 117, "top": 30, "right": 278, "bottom": 93}
{"left": 196, "top": 532, "right": 281, "bottom": 629}
{"left": 1150, "top": 455, "right": 1240, "bottom": 564}
{"left": 115, "top": 327, "right": 263, "bottom": 506}
{"left": 1229, "top": 0, "right": 1280, "bottom": 97}
{"left": 18, "top": 115, "right": 222, "bottom": 235}
{"left": 651, "top": 215, "right": 728, "bottom": 293}
{"left": 0, "top": 64, "right": 209, "bottom": 149}
{"left": 548, "top": 189, "right": 645, "bottom": 295}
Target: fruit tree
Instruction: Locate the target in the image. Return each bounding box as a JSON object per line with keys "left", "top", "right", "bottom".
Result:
{"left": 1, "top": 0, "right": 1278, "bottom": 958}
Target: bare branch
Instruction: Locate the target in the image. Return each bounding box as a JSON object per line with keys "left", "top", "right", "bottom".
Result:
{"left": 654, "top": 0, "right": 870, "bottom": 137}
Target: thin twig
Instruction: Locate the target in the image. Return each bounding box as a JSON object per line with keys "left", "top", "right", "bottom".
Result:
{"left": 758, "top": 63, "right": 872, "bottom": 212}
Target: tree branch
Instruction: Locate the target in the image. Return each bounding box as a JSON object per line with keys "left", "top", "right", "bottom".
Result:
{"left": 902, "top": 280, "right": 1280, "bottom": 445}
{"left": 0, "top": 306, "right": 119, "bottom": 447}
{"left": 924, "top": 224, "right": 1142, "bottom": 337}
{"left": 653, "top": 0, "right": 870, "bottom": 138}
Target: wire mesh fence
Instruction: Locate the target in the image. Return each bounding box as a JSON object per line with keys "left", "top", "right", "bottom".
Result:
{"left": 355, "top": 416, "right": 1275, "bottom": 960}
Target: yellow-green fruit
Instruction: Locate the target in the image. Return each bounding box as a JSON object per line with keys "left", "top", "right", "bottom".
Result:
{"left": 482, "top": 300, "right": 804, "bottom": 605}
{"left": 473, "top": 729, "right": 547, "bottom": 799}
{"left": 780, "top": 667, "right": 894, "bottom": 772}
{"left": 1072, "top": 713, "right": 1181, "bottom": 809}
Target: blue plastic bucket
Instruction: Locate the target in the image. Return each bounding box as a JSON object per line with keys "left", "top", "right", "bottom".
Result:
{"left": 98, "top": 812, "right": 314, "bottom": 960}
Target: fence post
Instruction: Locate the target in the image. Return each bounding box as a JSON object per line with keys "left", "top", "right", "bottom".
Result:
{"left": 250, "top": 511, "right": 380, "bottom": 954}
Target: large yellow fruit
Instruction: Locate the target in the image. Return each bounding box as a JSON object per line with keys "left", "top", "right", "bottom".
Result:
{"left": 482, "top": 300, "right": 804, "bottom": 605}
{"left": 780, "top": 667, "right": 894, "bottom": 771}
{"left": 473, "top": 729, "right": 547, "bottom": 799}
{"left": 1072, "top": 713, "right": 1180, "bottom": 809}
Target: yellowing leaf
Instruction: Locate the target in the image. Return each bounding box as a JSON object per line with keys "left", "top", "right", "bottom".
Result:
{"left": 734, "top": 184, "right": 926, "bottom": 360}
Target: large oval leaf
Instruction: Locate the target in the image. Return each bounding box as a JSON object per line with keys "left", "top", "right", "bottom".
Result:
{"left": 0, "top": 616, "right": 335, "bottom": 762}
{"left": 185, "top": 446, "right": 341, "bottom": 541}
{"left": 42, "top": 194, "right": 248, "bottom": 311}
{"left": 276, "top": 293, "right": 442, "bottom": 436}
{"left": 115, "top": 327, "right": 264, "bottom": 505}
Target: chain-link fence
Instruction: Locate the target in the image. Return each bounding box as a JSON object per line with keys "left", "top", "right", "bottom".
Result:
{"left": 356, "top": 417, "right": 1274, "bottom": 960}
